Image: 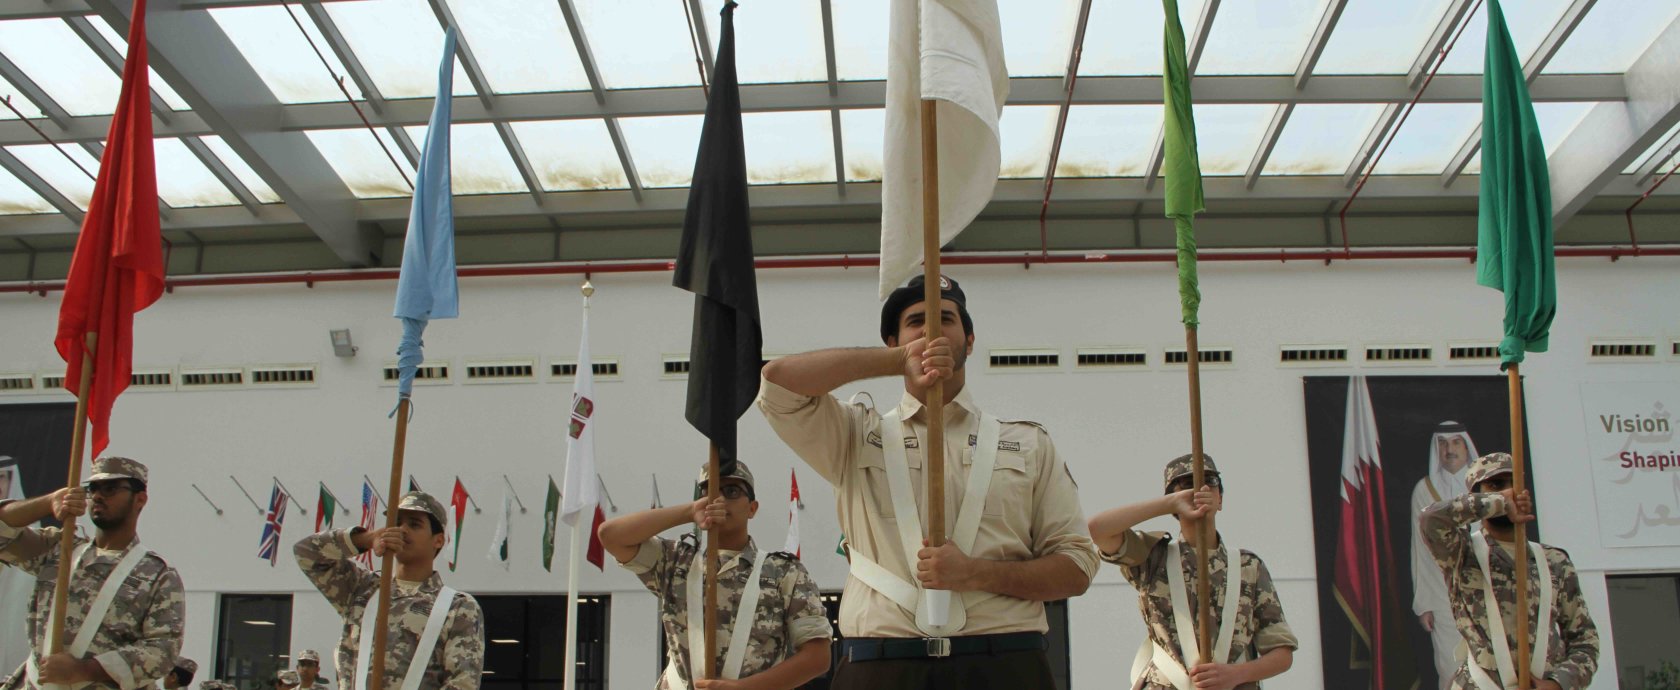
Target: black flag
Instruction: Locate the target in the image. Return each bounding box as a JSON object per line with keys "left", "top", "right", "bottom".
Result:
{"left": 673, "top": 0, "right": 760, "bottom": 476}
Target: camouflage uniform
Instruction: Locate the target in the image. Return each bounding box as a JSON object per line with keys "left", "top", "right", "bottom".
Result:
{"left": 621, "top": 462, "right": 832, "bottom": 689}
{"left": 0, "top": 457, "right": 186, "bottom": 690}
{"left": 293, "top": 492, "right": 484, "bottom": 690}
{"left": 156, "top": 658, "right": 196, "bottom": 689}
{"left": 293, "top": 650, "right": 330, "bottom": 690}
{"left": 1420, "top": 453, "right": 1599, "bottom": 690}
{"left": 1100, "top": 455, "right": 1297, "bottom": 690}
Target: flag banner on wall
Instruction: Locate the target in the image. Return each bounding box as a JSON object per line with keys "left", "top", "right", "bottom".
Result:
{"left": 357, "top": 479, "right": 379, "bottom": 568}
{"left": 542, "top": 477, "right": 561, "bottom": 571}
{"left": 315, "top": 484, "right": 335, "bottom": 532}
{"left": 449, "top": 478, "right": 469, "bottom": 571}
{"left": 258, "top": 482, "right": 288, "bottom": 566}
{"left": 783, "top": 469, "right": 801, "bottom": 558}
{"left": 489, "top": 489, "right": 512, "bottom": 570}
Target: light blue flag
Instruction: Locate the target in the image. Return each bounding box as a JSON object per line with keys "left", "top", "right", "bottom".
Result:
{"left": 392, "top": 28, "right": 458, "bottom": 402}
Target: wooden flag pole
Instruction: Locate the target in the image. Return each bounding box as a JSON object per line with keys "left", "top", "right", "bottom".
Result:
{"left": 1508, "top": 366, "right": 1532, "bottom": 689}
{"left": 1184, "top": 326, "right": 1213, "bottom": 664}
{"left": 920, "top": 99, "right": 946, "bottom": 550}
{"left": 703, "top": 443, "right": 722, "bottom": 680}
{"left": 49, "top": 332, "right": 98, "bottom": 656}
{"left": 368, "top": 396, "right": 412, "bottom": 690}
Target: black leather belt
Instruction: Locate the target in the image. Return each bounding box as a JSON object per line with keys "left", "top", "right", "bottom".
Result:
{"left": 842, "top": 632, "right": 1047, "bottom": 662}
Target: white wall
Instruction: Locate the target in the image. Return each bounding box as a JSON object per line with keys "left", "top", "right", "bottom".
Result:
{"left": 2, "top": 257, "right": 1678, "bottom": 690}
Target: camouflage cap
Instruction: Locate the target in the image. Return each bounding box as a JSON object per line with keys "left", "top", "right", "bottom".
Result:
{"left": 173, "top": 659, "right": 198, "bottom": 676}
{"left": 1162, "top": 453, "right": 1221, "bottom": 492}
{"left": 86, "top": 456, "right": 147, "bottom": 486}
{"left": 295, "top": 650, "right": 320, "bottom": 664}
{"left": 695, "top": 460, "right": 755, "bottom": 497}
{"left": 198, "top": 682, "right": 226, "bottom": 690}
{"left": 277, "top": 671, "right": 300, "bottom": 686}
{"left": 396, "top": 491, "right": 447, "bottom": 529}
{"left": 1466, "top": 452, "right": 1514, "bottom": 491}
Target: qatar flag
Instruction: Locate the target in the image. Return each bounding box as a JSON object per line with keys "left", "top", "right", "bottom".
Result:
{"left": 1333, "top": 376, "right": 1415, "bottom": 690}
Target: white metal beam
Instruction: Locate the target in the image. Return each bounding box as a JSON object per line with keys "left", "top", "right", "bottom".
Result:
{"left": 1295, "top": 0, "right": 1349, "bottom": 88}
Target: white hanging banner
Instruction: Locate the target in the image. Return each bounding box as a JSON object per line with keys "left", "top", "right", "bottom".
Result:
{"left": 1579, "top": 381, "right": 1680, "bottom": 547}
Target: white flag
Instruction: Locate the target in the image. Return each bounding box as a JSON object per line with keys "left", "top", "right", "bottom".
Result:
{"left": 560, "top": 298, "right": 600, "bottom": 526}
{"left": 488, "top": 490, "right": 511, "bottom": 570}
{"left": 0, "top": 458, "right": 31, "bottom": 673}
{"left": 878, "top": 0, "right": 1009, "bottom": 298}
{"left": 782, "top": 469, "right": 801, "bottom": 558}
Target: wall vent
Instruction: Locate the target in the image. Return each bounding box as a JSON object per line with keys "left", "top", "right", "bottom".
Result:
{"left": 1589, "top": 341, "right": 1656, "bottom": 359}
{"left": 464, "top": 360, "right": 536, "bottom": 383}
{"left": 552, "top": 360, "right": 621, "bottom": 378}
{"left": 1075, "top": 348, "right": 1147, "bottom": 368}
{"left": 382, "top": 362, "right": 450, "bottom": 384}
{"left": 250, "top": 365, "right": 317, "bottom": 386}
{"left": 988, "top": 349, "right": 1060, "bottom": 369}
{"left": 180, "top": 368, "right": 244, "bottom": 388}
{"left": 1164, "top": 348, "right": 1233, "bottom": 365}
{"left": 1365, "top": 346, "right": 1433, "bottom": 363}
{"left": 0, "top": 374, "right": 35, "bottom": 392}
{"left": 1279, "top": 346, "right": 1348, "bottom": 364}
{"left": 40, "top": 374, "right": 65, "bottom": 389}
{"left": 129, "top": 370, "right": 174, "bottom": 389}
{"left": 1448, "top": 344, "right": 1500, "bottom": 362}
{"left": 663, "top": 356, "right": 691, "bottom": 376}
{"left": 1673, "top": 341, "right": 1680, "bottom": 357}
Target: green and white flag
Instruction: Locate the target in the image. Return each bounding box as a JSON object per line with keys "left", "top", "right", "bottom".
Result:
{"left": 542, "top": 478, "right": 560, "bottom": 572}
{"left": 489, "top": 489, "right": 511, "bottom": 570}
{"left": 1162, "top": 0, "right": 1205, "bottom": 328}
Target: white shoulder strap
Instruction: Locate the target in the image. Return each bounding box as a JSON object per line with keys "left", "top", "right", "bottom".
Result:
{"left": 354, "top": 598, "right": 378, "bottom": 690}
{"left": 686, "top": 549, "right": 704, "bottom": 683}
{"left": 1164, "top": 538, "right": 1245, "bottom": 667}
{"left": 1214, "top": 541, "right": 1242, "bottom": 664}
{"left": 1468, "top": 531, "right": 1555, "bottom": 689}
{"left": 399, "top": 587, "right": 457, "bottom": 690}
{"left": 721, "top": 551, "right": 770, "bottom": 680}
{"left": 33, "top": 543, "right": 147, "bottom": 690}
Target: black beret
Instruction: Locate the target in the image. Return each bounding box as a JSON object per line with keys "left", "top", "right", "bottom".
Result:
{"left": 879, "top": 274, "right": 975, "bottom": 344}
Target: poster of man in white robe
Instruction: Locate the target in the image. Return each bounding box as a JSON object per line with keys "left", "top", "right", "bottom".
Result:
{"left": 1409, "top": 421, "right": 1478, "bottom": 690}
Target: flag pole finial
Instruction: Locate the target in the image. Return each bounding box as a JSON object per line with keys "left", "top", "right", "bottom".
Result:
{"left": 581, "top": 280, "right": 594, "bottom": 298}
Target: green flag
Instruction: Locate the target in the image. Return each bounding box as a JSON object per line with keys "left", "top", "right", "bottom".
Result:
{"left": 1162, "top": 0, "right": 1205, "bottom": 328}
{"left": 542, "top": 478, "right": 560, "bottom": 571}
{"left": 314, "top": 484, "right": 335, "bottom": 532}
{"left": 1476, "top": 0, "right": 1556, "bottom": 368}
{"left": 836, "top": 534, "right": 846, "bottom": 557}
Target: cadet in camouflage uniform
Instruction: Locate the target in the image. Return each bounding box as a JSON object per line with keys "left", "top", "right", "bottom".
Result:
{"left": 1420, "top": 452, "right": 1599, "bottom": 690}
{"left": 158, "top": 659, "right": 196, "bottom": 689}
{"left": 293, "top": 650, "right": 330, "bottom": 690}
{"left": 1087, "top": 455, "right": 1297, "bottom": 690}
{"left": 598, "top": 461, "right": 833, "bottom": 690}
{"left": 0, "top": 457, "right": 186, "bottom": 690}
{"left": 276, "top": 671, "right": 300, "bottom": 690}
{"left": 294, "top": 491, "right": 484, "bottom": 690}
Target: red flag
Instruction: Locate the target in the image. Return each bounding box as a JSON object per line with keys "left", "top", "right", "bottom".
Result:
{"left": 585, "top": 504, "right": 606, "bottom": 570}
{"left": 448, "top": 479, "right": 469, "bottom": 571}
{"left": 54, "top": 0, "right": 164, "bottom": 458}
{"left": 1333, "top": 377, "right": 1416, "bottom": 690}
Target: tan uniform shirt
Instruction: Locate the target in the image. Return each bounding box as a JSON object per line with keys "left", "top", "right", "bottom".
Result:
{"left": 758, "top": 376, "right": 1099, "bottom": 638}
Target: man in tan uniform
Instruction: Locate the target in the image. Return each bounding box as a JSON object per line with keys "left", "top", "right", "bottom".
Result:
{"left": 1086, "top": 455, "right": 1296, "bottom": 690}
{"left": 758, "top": 274, "right": 1098, "bottom": 689}
{"left": 598, "top": 461, "right": 833, "bottom": 690}
{"left": 0, "top": 457, "right": 186, "bottom": 690}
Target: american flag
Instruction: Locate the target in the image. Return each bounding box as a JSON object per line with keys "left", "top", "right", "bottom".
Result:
{"left": 258, "top": 483, "right": 288, "bottom": 566}
{"left": 357, "top": 479, "right": 378, "bottom": 568}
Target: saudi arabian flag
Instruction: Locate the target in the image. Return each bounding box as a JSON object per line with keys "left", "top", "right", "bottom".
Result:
{"left": 542, "top": 478, "right": 560, "bottom": 572}
{"left": 1162, "top": 0, "right": 1205, "bottom": 327}
{"left": 1476, "top": 0, "right": 1556, "bottom": 368}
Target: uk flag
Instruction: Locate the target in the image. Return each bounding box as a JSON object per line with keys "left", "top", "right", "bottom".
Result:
{"left": 258, "top": 483, "right": 288, "bottom": 566}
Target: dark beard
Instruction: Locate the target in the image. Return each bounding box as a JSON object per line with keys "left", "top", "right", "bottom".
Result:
{"left": 90, "top": 513, "right": 124, "bottom": 530}
{"left": 1488, "top": 514, "right": 1514, "bottom": 530}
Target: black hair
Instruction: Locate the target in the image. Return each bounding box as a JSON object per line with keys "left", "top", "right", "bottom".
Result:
{"left": 172, "top": 667, "right": 195, "bottom": 687}
{"left": 426, "top": 515, "right": 444, "bottom": 535}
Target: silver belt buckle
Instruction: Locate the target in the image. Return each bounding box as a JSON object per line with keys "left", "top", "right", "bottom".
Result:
{"left": 924, "top": 637, "right": 951, "bottom": 658}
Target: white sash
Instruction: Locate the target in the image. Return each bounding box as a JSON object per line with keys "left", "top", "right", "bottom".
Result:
{"left": 1129, "top": 538, "right": 1245, "bottom": 690}
{"left": 1465, "top": 531, "right": 1553, "bottom": 690}
{"left": 846, "top": 409, "right": 999, "bottom": 637}
{"left": 353, "top": 585, "right": 458, "bottom": 690}
{"left": 28, "top": 542, "right": 150, "bottom": 690}
{"left": 678, "top": 547, "right": 769, "bottom": 686}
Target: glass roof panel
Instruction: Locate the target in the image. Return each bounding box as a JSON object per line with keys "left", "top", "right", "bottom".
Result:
{"left": 1622, "top": 120, "right": 1680, "bottom": 175}
{"left": 0, "top": 19, "right": 122, "bottom": 116}
{"left": 1314, "top": 0, "right": 1453, "bottom": 75}
{"left": 840, "top": 108, "right": 885, "bottom": 182}
{"left": 0, "top": 165, "right": 54, "bottom": 215}
{"left": 1192, "top": 104, "right": 1275, "bottom": 175}
{"left": 1462, "top": 101, "right": 1597, "bottom": 174}
{"left": 1263, "top": 103, "right": 1386, "bottom": 175}
{"left": 1434, "top": 0, "right": 1574, "bottom": 74}
{"left": 617, "top": 114, "right": 704, "bottom": 188}
{"left": 86, "top": 17, "right": 191, "bottom": 111}
{"left": 508, "top": 120, "right": 629, "bottom": 192}
{"left": 573, "top": 0, "right": 705, "bottom": 89}
{"left": 304, "top": 128, "right": 417, "bottom": 199}
{"left": 209, "top": 5, "right": 365, "bottom": 104}
{"left": 741, "top": 111, "right": 835, "bottom": 184}
{"left": 1196, "top": 0, "right": 1329, "bottom": 75}
{"left": 402, "top": 123, "right": 528, "bottom": 196}
{"left": 199, "top": 135, "right": 283, "bottom": 204}
{"left": 153, "top": 138, "right": 239, "bottom": 208}
{"left": 830, "top": 0, "right": 888, "bottom": 81}
{"left": 1543, "top": 0, "right": 1680, "bottom": 74}
{"left": 700, "top": 2, "right": 828, "bottom": 85}
{"left": 324, "top": 0, "right": 475, "bottom": 100}
{"left": 1053, "top": 104, "right": 1162, "bottom": 177}
{"left": 7, "top": 143, "right": 100, "bottom": 209}
{"left": 999, "top": 0, "right": 1083, "bottom": 77}
{"left": 0, "top": 75, "right": 44, "bottom": 120}
{"left": 1369, "top": 103, "right": 1480, "bottom": 174}
{"left": 1078, "top": 0, "right": 1205, "bottom": 77}
{"left": 445, "top": 0, "right": 591, "bottom": 94}
{"left": 999, "top": 105, "right": 1060, "bottom": 179}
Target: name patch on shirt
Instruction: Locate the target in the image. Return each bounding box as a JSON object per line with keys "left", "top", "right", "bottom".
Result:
{"left": 865, "top": 432, "right": 917, "bottom": 449}
{"left": 968, "top": 434, "right": 1021, "bottom": 452}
